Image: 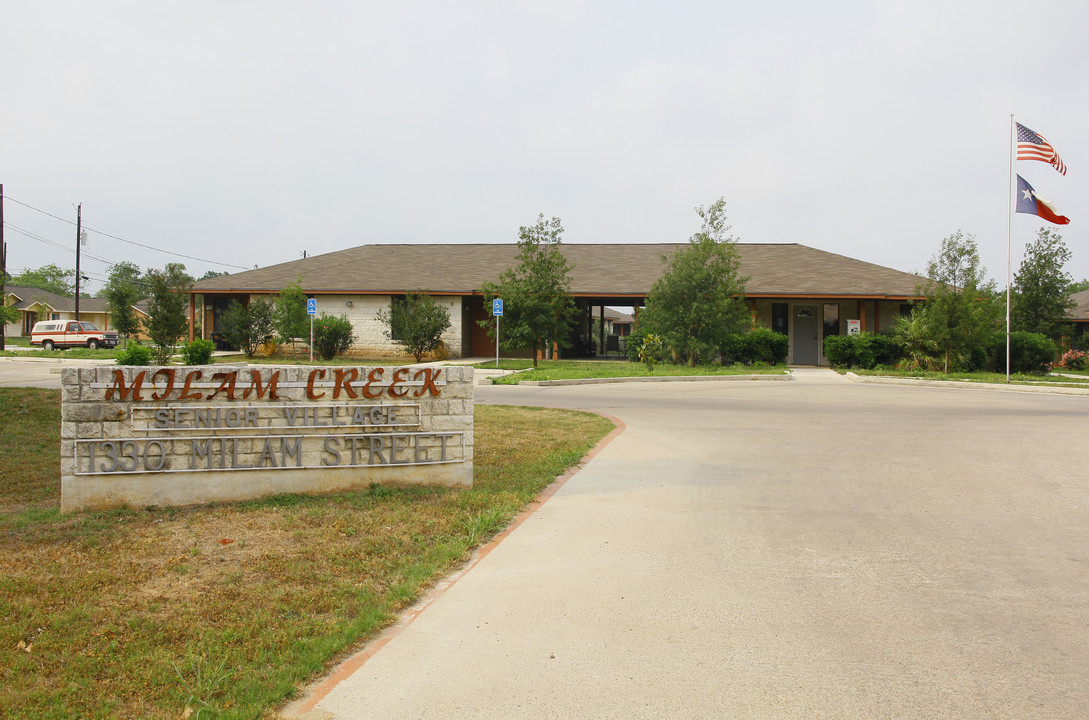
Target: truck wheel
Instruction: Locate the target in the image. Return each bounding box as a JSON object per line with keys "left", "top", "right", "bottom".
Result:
{"left": 88, "top": 339, "right": 99, "bottom": 350}
{"left": 42, "top": 340, "right": 54, "bottom": 351}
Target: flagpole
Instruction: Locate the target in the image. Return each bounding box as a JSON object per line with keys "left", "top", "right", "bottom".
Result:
{"left": 1006, "top": 114, "right": 1014, "bottom": 384}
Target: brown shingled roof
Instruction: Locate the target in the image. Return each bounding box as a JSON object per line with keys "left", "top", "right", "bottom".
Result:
{"left": 5, "top": 286, "right": 110, "bottom": 313}
{"left": 190, "top": 243, "right": 927, "bottom": 299}
{"left": 1068, "top": 289, "right": 1089, "bottom": 322}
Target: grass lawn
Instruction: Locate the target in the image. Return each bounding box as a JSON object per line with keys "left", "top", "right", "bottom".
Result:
{"left": 480, "top": 359, "right": 787, "bottom": 384}
{"left": 0, "top": 347, "right": 119, "bottom": 360}
{"left": 0, "top": 388, "right": 614, "bottom": 719}
{"left": 841, "top": 367, "right": 1089, "bottom": 386}
{"left": 217, "top": 354, "right": 417, "bottom": 366}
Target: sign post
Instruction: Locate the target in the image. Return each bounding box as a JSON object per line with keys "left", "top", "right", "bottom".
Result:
{"left": 492, "top": 298, "right": 503, "bottom": 368}
{"left": 307, "top": 298, "right": 317, "bottom": 362}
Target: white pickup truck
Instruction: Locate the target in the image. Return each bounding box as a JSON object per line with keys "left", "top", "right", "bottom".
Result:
{"left": 30, "top": 320, "right": 120, "bottom": 350}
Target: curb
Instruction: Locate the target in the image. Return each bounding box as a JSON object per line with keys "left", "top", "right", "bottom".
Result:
{"left": 515, "top": 373, "right": 791, "bottom": 387}
{"left": 845, "top": 371, "right": 1089, "bottom": 396}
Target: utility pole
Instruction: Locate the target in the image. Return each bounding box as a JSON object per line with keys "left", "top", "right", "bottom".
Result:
{"left": 75, "top": 203, "right": 82, "bottom": 322}
{"left": 1, "top": 183, "right": 6, "bottom": 351}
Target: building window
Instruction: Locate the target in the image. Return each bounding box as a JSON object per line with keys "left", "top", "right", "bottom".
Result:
{"left": 772, "top": 303, "right": 788, "bottom": 335}
{"left": 822, "top": 303, "right": 839, "bottom": 340}
{"left": 900, "top": 303, "right": 914, "bottom": 319}
{"left": 389, "top": 296, "right": 407, "bottom": 341}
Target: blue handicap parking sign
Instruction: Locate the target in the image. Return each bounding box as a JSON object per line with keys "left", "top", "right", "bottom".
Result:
{"left": 307, "top": 298, "right": 317, "bottom": 315}
{"left": 492, "top": 298, "right": 504, "bottom": 316}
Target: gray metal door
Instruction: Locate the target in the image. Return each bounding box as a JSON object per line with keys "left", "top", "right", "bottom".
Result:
{"left": 793, "top": 305, "right": 819, "bottom": 365}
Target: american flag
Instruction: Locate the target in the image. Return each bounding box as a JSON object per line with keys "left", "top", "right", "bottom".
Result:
{"left": 1016, "top": 122, "right": 1066, "bottom": 175}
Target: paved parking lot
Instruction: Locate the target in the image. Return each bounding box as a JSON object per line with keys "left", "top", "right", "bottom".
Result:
{"left": 288, "top": 371, "right": 1089, "bottom": 719}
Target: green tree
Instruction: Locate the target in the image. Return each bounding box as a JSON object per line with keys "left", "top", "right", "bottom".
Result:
{"left": 219, "top": 297, "right": 275, "bottom": 358}
{"left": 11, "top": 264, "right": 76, "bottom": 295}
{"left": 0, "top": 301, "right": 20, "bottom": 328}
{"left": 378, "top": 290, "right": 452, "bottom": 362}
{"left": 102, "top": 261, "right": 144, "bottom": 345}
{"left": 145, "top": 263, "right": 193, "bottom": 365}
{"left": 480, "top": 214, "right": 578, "bottom": 367}
{"left": 1011, "top": 227, "right": 1075, "bottom": 340}
{"left": 906, "top": 230, "right": 999, "bottom": 373}
{"left": 1068, "top": 278, "right": 1089, "bottom": 294}
{"left": 273, "top": 279, "right": 310, "bottom": 361}
{"left": 639, "top": 198, "right": 749, "bottom": 366}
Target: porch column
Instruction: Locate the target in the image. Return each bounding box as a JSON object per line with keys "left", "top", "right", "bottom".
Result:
{"left": 858, "top": 300, "right": 866, "bottom": 334}
{"left": 599, "top": 304, "right": 605, "bottom": 356}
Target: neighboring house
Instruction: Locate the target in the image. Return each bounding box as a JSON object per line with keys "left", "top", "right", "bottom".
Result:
{"left": 591, "top": 306, "right": 635, "bottom": 337}
{"left": 2, "top": 286, "right": 113, "bottom": 337}
{"left": 2, "top": 286, "right": 151, "bottom": 340}
{"left": 189, "top": 243, "right": 928, "bottom": 366}
{"left": 1067, "top": 289, "right": 1089, "bottom": 341}
{"left": 590, "top": 306, "right": 635, "bottom": 357}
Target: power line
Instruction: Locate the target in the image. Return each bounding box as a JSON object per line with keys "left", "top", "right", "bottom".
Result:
{"left": 5, "top": 196, "right": 250, "bottom": 270}
{"left": 3, "top": 221, "right": 114, "bottom": 264}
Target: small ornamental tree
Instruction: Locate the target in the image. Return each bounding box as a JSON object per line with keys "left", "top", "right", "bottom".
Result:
{"left": 102, "top": 261, "right": 144, "bottom": 345}
{"left": 905, "top": 230, "right": 999, "bottom": 373}
{"left": 219, "top": 297, "right": 275, "bottom": 358}
{"left": 480, "top": 214, "right": 578, "bottom": 367}
{"left": 377, "top": 290, "right": 452, "bottom": 362}
{"left": 144, "top": 263, "right": 193, "bottom": 365}
{"left": 274, "top": 279, "right": 310, "bottom": 361}
{"left": 639, "top": 198, "right": 749, "bottom": 366}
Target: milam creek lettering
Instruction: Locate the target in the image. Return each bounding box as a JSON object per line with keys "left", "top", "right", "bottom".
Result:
{"left": 76, "top": 432, "right": 462, "bottom": 475}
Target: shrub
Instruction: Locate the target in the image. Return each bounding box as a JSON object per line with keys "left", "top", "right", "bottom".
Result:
{"left": 1055, "top": 348, "right": 1089, "bottom": 371}
{"left": 625, "top": 326, "right": 648, "bottom": 363}
{"left": 1001, "top": 331, "right": 1057, "bottom": 375}
{"left": 116, "top": 342, "right": 152, "bottom": 366}
{"left": 721, "top": 328, "right": 789, "bottom": 365}
{"left": 313, "top": 314, "right": 355, "bottom": 360}
{"left": 181, "top": 339, "right": 215, "bottom": 365}
{"left": 638, "top": 333, "right": 663, "bottom": 371}
{"left": 823, "top": 335, "right": 855, "bottom": 368}
{"left": 824, "top": 333, "right": 903, "bottom": 369}
{"left": 864, "top": 334, "right": 904, "bottom": 367}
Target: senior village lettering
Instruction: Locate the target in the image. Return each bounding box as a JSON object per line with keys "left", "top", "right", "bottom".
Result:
{"left": 75, "top": 366, "right": 460, "bottom": 475}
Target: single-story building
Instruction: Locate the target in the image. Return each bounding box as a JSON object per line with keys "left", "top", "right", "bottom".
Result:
{"left": 190, "top": 243, "right": 928, "bottom": 366}
{"left": 3, "top": 286, "right": 114, "bottom": 338}
{"left": 1067, "top": 289, "right": 1089, "bottom": 341}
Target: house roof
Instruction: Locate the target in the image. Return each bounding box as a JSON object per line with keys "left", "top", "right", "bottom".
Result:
{"left": 1068, "top": 289, "right": 1089, "bottom": 322}
{"left": 4, "top": 286, "right": 110, "bottom": 314}
{"left": 591, "top": 307, "right": 635, "bottom": 323}
{"left": 190, "top": 243, "right": 928, "bottom": 300}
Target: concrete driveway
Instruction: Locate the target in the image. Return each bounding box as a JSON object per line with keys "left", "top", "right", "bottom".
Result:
{"left": 0, "top": 356, "right": 94, "bottom": 388}
{"left": 287, "top": 370, "right": 1089, "bottom": 719}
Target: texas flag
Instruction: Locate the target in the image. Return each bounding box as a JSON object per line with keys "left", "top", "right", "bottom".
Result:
{"left": 1016, "top": 175, "right": 1070, "bottom": 225}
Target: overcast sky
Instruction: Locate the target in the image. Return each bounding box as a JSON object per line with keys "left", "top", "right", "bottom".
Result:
{"left": 3, "top": 1, "right": 1087, "bottom": 294}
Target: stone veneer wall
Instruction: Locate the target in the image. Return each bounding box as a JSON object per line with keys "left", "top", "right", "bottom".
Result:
{"left": 60, "top": 364, "right": 473, "bottom": 513}
{"left": 313, "top": 294, "right": 465, "bottom": 359}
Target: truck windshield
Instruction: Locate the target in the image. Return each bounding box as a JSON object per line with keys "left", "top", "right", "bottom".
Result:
{"left": 79, "top": 322, "right": 100, "bottom": 331}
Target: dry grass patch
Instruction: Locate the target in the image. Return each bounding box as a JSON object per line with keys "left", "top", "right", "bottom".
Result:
{"left": 0, "top": 389, "right": 613, "bottom": 719}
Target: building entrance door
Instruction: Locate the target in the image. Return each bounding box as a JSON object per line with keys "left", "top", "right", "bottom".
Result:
{"left": 793, "top": 305, "right": 819, "bottom": 365}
